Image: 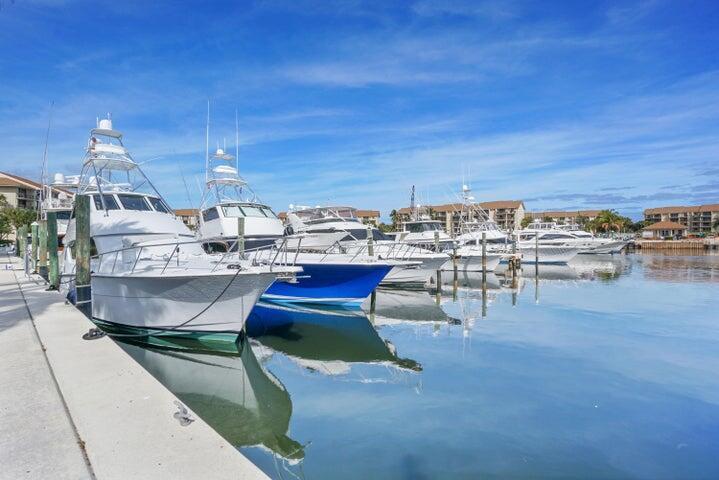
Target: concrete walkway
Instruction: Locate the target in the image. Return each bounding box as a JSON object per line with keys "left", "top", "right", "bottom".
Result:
{"left": 0, "top": 255, "right": 268, "bottom": 479}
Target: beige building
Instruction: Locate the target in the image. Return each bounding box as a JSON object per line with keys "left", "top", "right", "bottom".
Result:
{"left": 0, "top": 171, "right": 42, "bottom": 210}
{"left": 644, "top": 205, "right": 719, "bottom": 234}
{"left": 174, "top": 209, "right": 199, "bottom": 229}
{"left": 525, "top": 210, "right": 602, "bottom": 224}
{"left": 397, "top": 200, "right": 525, "bottom": 234}
{"left": 355, "top": 209, "right": 380, "bottom": 226}
{"left": 642, "top": 220, "right": 688, "bottom": 239}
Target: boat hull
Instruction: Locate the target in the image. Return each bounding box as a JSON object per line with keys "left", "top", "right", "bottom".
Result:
{"left": 442, "top": 252, "right": 502, "bottom": 272}
{"left": 516, "top": 246, "right": 579, "bottom": 264}
{"left": 382, "top": 256, "right": 448, "bottom": 286}
{"left": 91, "top": 271, "right": 277, "bottom": 333}
{"left": 579, "top": 240, "right": 628, "bottom": 254}
{"left": 262, "top": 262, "right": 392, "bottom": 306}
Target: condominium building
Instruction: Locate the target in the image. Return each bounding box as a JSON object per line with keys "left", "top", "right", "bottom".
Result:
{"left": 396, "top": 200, "right": 525, "bottom": 234}
{"left": 0, "top": 171, "right": 42, "bottom": 210}
{"left": 525, "top": 210, "right": 602, "bottom": 224}
{"left": 355, "top": 209, "right": 380, "bottom": 226}
{"left": 644, "top": 205, "right": 719, "bottom": 234}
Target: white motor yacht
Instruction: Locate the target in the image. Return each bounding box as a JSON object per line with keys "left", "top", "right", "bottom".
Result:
{"left": 61, "top": 116, "right": 297, "bottom": 336}
{"left": 287, "top": 205, "right": 449, "bottom": 286}
{"left": 520, "top": 221, "right": 626, "bottom": 256}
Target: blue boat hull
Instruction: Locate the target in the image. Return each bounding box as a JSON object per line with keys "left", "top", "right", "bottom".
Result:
{"left": 262, "top": 263, "right": 392, "bottom": 307}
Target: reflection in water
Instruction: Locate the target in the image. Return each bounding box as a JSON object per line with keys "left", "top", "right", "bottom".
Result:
{"left": 118, "top": 338, "right": 304, "bottom": 463}
{"left": 363, "top": 288, "right": 450, "bottom": 324}
{"left": 247, "top": 302, "right": 422, "bottom": 374}
{"left": 639, "top": 253, "right": 719, "bottom": 283}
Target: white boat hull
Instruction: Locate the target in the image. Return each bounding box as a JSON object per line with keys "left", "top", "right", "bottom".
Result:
{"left": 517, "top": 246, "right": 578, "bottom": 264}
{"left": 91, "top": 271, "right": 277, "bottom": 333}
{"left": 579, "top": 240, "right": 628, "bottom": 254}
{"left": 442, "top": 251, "right": 502, "bottom": 272}
{"left": 382, "top": 256, "right": 448, "bottom": 286}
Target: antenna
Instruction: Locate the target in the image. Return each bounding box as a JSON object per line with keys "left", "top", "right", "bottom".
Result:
{"left": 235, "top": 108, "right": 239, "bottom": 172}
{"left": 39, "top": 101, "right": 54, "bottom": 217}
{"left": 205, "top": 100, "right": 210, "bottom": 184}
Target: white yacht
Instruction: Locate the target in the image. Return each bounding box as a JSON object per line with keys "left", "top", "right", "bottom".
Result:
{"left": 61, "top": 116, "right": 297, "bottom": 336}
{"left": 287, "top": 205, "right": 449, "bottom": 286}
{"left": 520, "top": 221, "right": 626, "bottom": 255}
{"left": 40, "top": 176, "right": 74, "bottom": 245}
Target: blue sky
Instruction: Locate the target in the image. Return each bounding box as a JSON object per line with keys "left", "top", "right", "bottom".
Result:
{"left": 1, "top": 0, "right": 718, "bottom": 220}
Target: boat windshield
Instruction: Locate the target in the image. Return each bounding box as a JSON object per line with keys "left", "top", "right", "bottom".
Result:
{"left": 117, "top": 194, "right": 152, "bottom": 211}
{"left": 342, "top": 228, "right": 391, "bottom": 242}
{"left": 407, "top": 222, "right": 443, "bottom": 233}
{"left": 55, "top": 211, "right": 72, "bottom": 220}
{"left": 222, "top": 204, "right": 277, "bottom": 218}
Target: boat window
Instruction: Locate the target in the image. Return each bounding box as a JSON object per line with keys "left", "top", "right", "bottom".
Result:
{"left": 117, "top": 194, "right": 152, "bottom": 211}
{"left": 540, "top": 233, "right": 573, "bottom": 240}
{"left": 55, "top": 211, "right": 72, "bottom": 220}
{"left": 203, "top": 207, "right": 220, "bottom": 221}
{"left": 92, "top": 194, "right": 120, "bottom": 211}
{"left": 341, "top": 228, "right": 390, "bottom": 241}
{"left": 221, "top": 206, "right": 244, "bottom": 218}
{"left": 407, "top": 223, "right": 423, "bottom": 233}
{"left": 147, "top": 197, "right": 170, "bottom": 214}
{"left": 241, "top": 206, "right": 267, "bottom": 218}
{"left": 261, "top": 207, "right": 278, "bottom": 219}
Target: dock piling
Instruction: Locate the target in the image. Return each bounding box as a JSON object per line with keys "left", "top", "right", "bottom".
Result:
{"left": 31, "top": 221, "right": 38, "bottom": 273}
{"left": 47, "top": 212, "right": 59, "bottom": 289}
{"left": 367, "top": 225, "right": 374, "bottom": 257}
{"left": 75, "top": 195, "right": 92, "bottom": 311}
{"left": 38, "top": 219, "right": 48, "bottom": 279}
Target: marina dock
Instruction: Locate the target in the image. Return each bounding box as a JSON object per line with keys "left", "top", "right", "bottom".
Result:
{"left": 0, "top": 255, "right": 268, "bottom": 480}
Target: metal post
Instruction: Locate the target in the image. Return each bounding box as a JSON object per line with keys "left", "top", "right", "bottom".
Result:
{"left": 47, "top": 212, "right": 59, "bottom": 289}
{"left": 31, "top": 222, "right": 38, "bottom": 273}
{"left": 38, "top": 220, "right": 48, "bottom": 279}
{"left": 237, "top": 217, "right": 245, "bottom": 257}
{"left": 75, "top": 195, "right": 92, "bottom": 309}
{"left": 367, "top": 225, "right": 374, "bottom": 257}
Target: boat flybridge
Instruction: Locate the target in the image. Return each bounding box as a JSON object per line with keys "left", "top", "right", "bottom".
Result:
{"left": 286, "top": 205, "right": 450, "bottom": 285}
{"left": 61, "top": 116, "right": 298, "bottom": 337}
{"left": 39, "top": 175, "right": 75, "bottom": 244}
{"left": 195, "top": 113, "right": 395, "bottom": 307}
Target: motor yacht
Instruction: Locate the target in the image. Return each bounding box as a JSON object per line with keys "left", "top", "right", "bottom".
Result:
{"left": 60, "top": 116, "right": 297, "bottom": 337}
{"left": 286, "top": 206, "right": 449, "bottom": 286}
{"left": 520, "top": 221, "right": 625, "bottom": 257}
{"left": 195, "top": 112, "right": 394, "bottom": 306}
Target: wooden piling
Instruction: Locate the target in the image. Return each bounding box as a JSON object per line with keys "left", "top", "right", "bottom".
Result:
{"left": 38, "top": 220, "right": 48, "bottom": 279}
{"left": 47, "top": 211, "right": 59, "bottom": 289}
{"left": 31, "top": 222, "right": 39, "bottom": 273}
{"left": 17, "top": 225, "right": 27, "bottom": 258}
{"left": 367, "top": 225, "right": 374, "bottom": 257}
{"left": 534, "top": 235, "right": 539, "bottom": 277}
{"left": 74, "top": 195, "right": 91, "bottom": 308}
{"left": 481, "top": 232, "right": 487, "bottom": 272}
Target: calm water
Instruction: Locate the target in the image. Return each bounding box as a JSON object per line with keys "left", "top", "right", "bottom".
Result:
{"left": 119, "top": 253, "right": 719, "bottom": 479}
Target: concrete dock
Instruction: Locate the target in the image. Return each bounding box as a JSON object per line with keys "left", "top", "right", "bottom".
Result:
{"left": 0, "top": 255, "right": 268, "bottom": 479}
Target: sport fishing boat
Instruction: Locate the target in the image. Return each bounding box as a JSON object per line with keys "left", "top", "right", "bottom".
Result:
{"left": 286, "top": 206, "right": 449, "bottom": 286}
{"left": 60, "top": 116, "right": 297, "bottom": 337}
{"left": 195, "top": 110, "right": 394, "bottom": 306}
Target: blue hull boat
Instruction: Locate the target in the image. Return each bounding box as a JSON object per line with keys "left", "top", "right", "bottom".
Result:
{"left": 261, "top": 262, "right": 392, "bottom": 307}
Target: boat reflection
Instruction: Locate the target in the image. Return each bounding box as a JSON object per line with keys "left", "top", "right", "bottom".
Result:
{"left": 639, "top": 253, "right": 719, "bottom": 283}
{"left": 117, "top": 337, "right": 304, "bottom": 462}
{"left": 363, "top": 287, "right": 450, "bottom": 324}
{"left": 247, "top": 302, "right": 422, "bottom": 374}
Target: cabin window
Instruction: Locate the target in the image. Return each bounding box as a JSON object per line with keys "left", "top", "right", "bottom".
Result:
{"left": 202, "top": 207, "right": 220, "bottom": 221}
{"left": 241, "top": 206, "right": 267, "bottom": 218}
{"left": 540, "top": 234, "right": 572, "bottom": 240}
{"left": 55, "top": 211, "right": 72, "bottom": 220}
{"left": 147, "top": 197, "right": 170, "bottom": 214}
{"left": 221, "top": 206, "right": 243, "bottom": 218}
{"left": 92, "top": 194, "right": 120, "bottom": 211}
{"left": 117, "top": 195, "right": 151, "bottom": 211}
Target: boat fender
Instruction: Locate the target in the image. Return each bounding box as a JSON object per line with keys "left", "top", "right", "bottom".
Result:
{"left": 226, "top": 264, "right": 243, "bottom": 270}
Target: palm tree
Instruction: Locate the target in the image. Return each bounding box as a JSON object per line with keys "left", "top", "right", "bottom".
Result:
{"left": 389, "top": 209, "right": 398, "bottom": 229}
